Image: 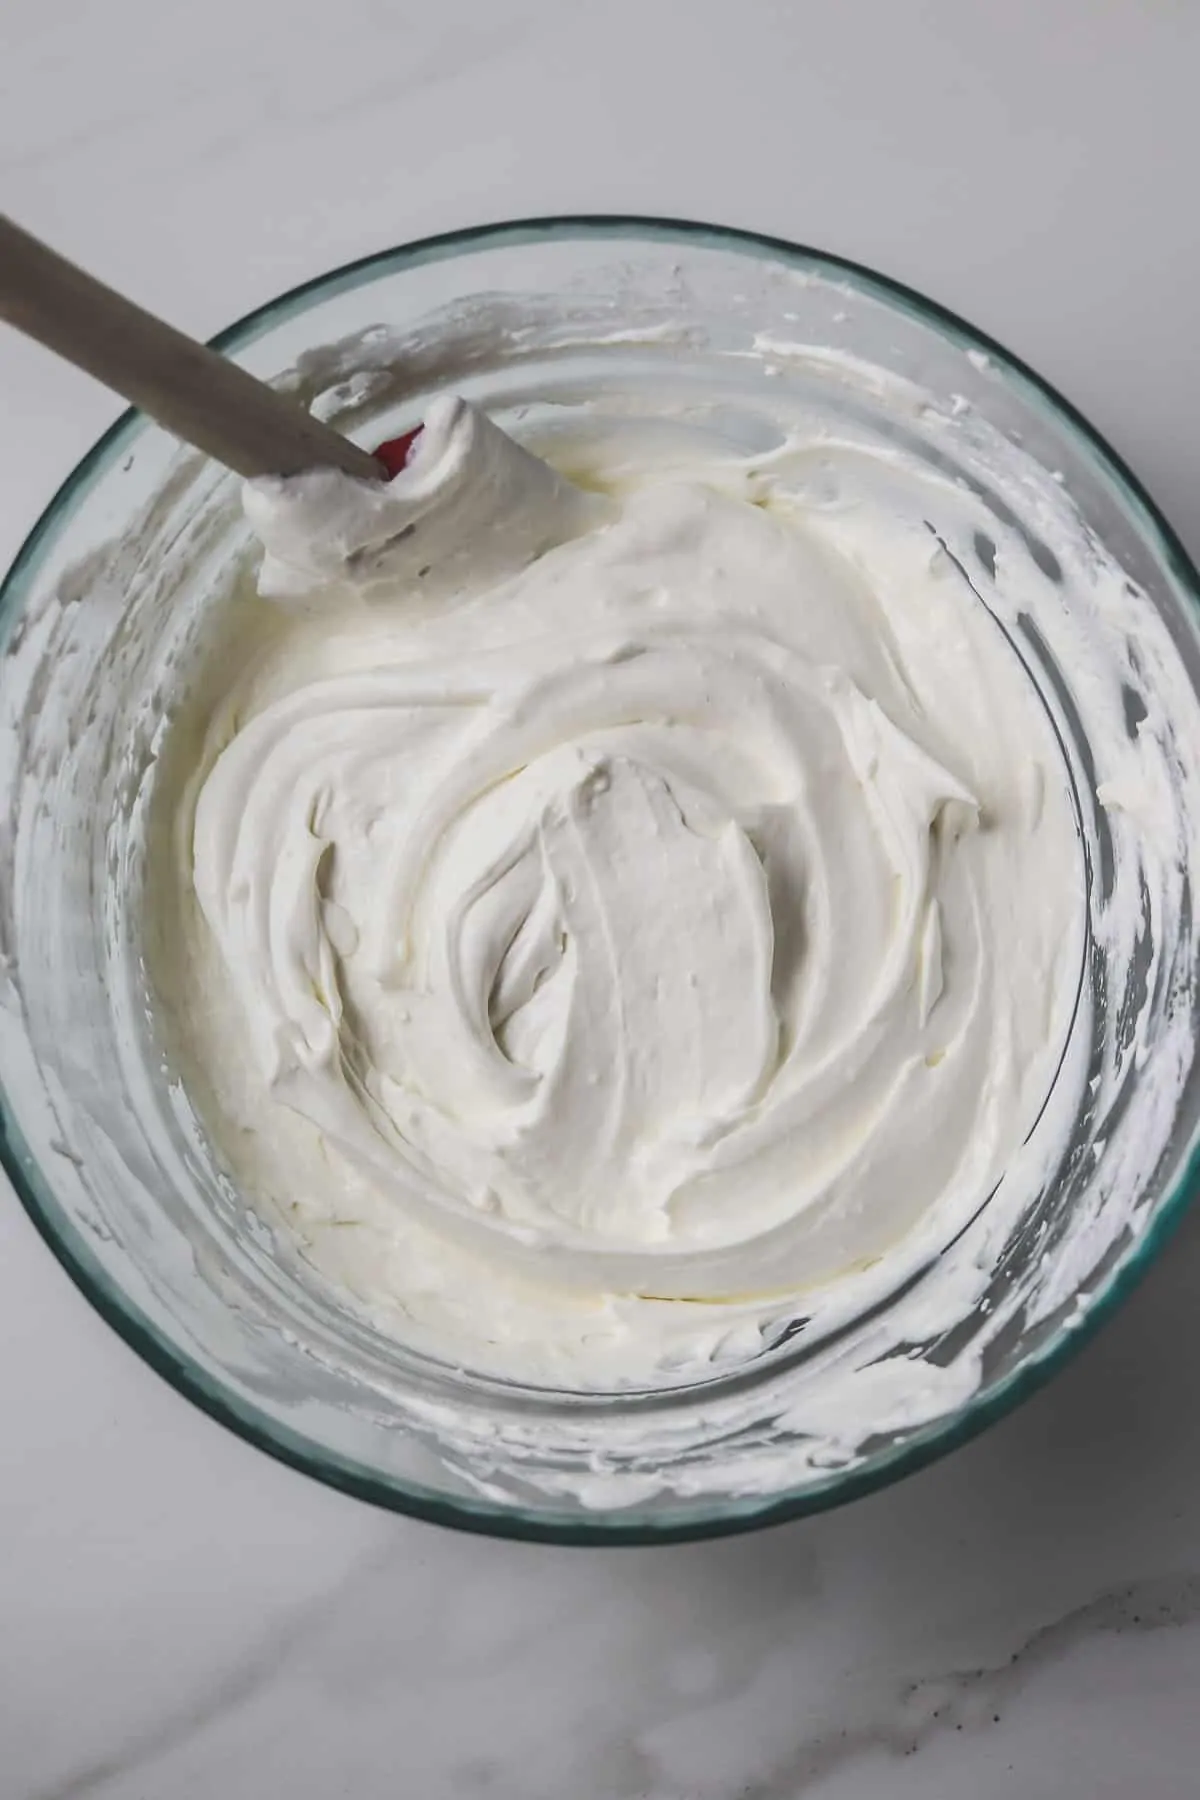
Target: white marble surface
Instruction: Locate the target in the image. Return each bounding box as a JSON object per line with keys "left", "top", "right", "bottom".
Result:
{"left": 3, "top": 2, "right": 1200, "bottom": 1794}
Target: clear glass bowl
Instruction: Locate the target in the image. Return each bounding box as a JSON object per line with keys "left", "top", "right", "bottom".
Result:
{"left": 2, "top": 218, "right": 1199, "bottom": 1544}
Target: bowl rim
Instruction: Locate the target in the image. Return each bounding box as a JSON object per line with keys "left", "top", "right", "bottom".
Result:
{"left": 2, "top": 212, "right": 1199, "bottom": 1545}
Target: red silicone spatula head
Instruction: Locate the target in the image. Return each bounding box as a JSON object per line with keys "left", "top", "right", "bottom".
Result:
{"left": 373, "top": 426, "right": 424, "bottom": 480}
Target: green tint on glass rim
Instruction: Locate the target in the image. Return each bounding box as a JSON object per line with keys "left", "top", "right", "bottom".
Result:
{"left": 2, "top": 216, "right": 1199, "bottom": 1543}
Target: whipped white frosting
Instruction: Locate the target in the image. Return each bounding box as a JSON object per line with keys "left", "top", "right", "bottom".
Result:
{"left": 159, "top": 399, "right": 1085, "bottom": 1387}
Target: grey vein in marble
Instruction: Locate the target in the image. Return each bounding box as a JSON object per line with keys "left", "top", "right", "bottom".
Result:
{"left": 736, "top": 1573, "right": 1200, "bottom": 1799}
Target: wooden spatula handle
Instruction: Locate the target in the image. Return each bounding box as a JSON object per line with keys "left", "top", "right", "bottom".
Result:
{"left": 0, "top": 213, "right": 384, "bottom": 483}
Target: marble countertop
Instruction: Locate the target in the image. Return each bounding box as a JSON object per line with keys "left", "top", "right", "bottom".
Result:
{"left": 3, "top": 3, "right": 1200, "bottom": 1794}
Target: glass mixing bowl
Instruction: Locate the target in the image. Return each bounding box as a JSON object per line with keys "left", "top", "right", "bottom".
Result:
{"left": 2, "top": 218, "right": 1199, "bottom": 1543}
